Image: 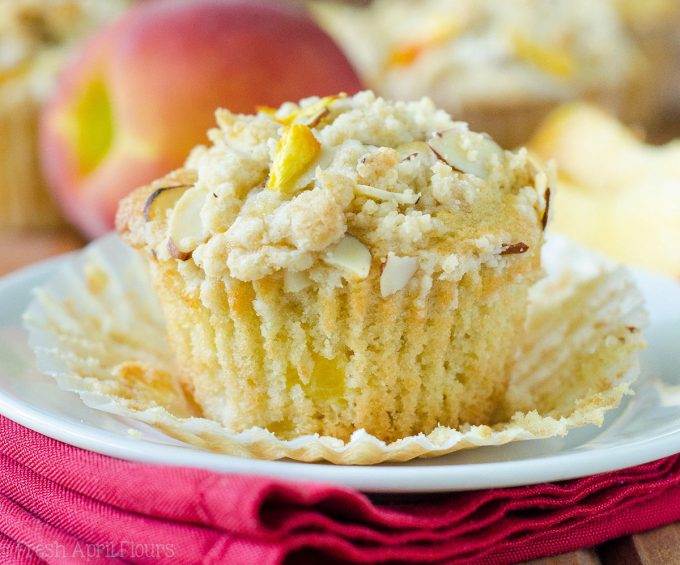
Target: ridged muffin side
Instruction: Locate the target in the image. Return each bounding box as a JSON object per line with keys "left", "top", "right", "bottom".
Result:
{"left": 130, "top": 229, "right": 536, "bottom": 441}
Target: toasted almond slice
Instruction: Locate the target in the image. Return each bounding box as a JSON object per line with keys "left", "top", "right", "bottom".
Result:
{"left": 167, "top": 238, "right": 191, "bottom": 261}
{"left": 355, "top": 184, "right": 420, "bottom": 205}
{"left": 167, "top": 187, "right": 209, "bottom": 254}
{"left": 500, "top": 242, "right": 529, "bottom": 255}
{"left": 280, "top": 94, "right": 345, "bottom": 126}
{"left": 428, "top": 129, "right": 504, "bottom": 178}
{"left": 542, "top": 186, "right": 551, "bottom": 231}
{"left": 143, "top": 184, "right": 192, "bottom": 222}
{"left": 284, "top": 270, "right": 312, "bottom": 293}
{"left": 323, "top": 235, "right": 371, "bottom": 279}
{"left": 380, "top": 254, "right": 418, "bottom": 297}
{"left": 396, "top": 141, "right": 431, "bottom": 161}
{"left": 305, "top": 107, "right": 330, "bottom": 129}
{"left": 267, "top": 124, "right": 321, "bottom": 194}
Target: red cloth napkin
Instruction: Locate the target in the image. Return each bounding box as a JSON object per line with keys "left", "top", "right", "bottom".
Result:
{"left": 2, "top": 415, "right": 680, "bottom": 565}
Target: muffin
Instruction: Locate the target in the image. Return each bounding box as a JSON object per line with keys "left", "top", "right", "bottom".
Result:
{"left": 311, "top": 0, "right": 648, "bottom": 148}
{"left": 614, "top": 0, "right": 680, "bottom": 125}
{"left": 0, "top": 0, "right": 128, "bottom": 229}
{"left": 116, "top": 91, "right": 549, "bottom": 442}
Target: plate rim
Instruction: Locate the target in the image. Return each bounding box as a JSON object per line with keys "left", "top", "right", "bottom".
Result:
{"left": 1, "top": 245, "right": 679, "bottom": 493}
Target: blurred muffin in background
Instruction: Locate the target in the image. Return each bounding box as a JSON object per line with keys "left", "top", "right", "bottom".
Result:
{"left": 0, "top": 0, "right": 128, "bottom": 229}
{"left": 614, "top": 0, "right": 680, "bottom": 124}
{"left": 312, "top": 0, "right": 649, "bottom": 148}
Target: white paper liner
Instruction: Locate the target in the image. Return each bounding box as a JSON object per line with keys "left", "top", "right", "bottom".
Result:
{"left": 23, "top": 234, "right": 647, "bottom": 465}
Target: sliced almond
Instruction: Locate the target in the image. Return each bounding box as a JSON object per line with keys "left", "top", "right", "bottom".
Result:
{"left": 355, "top": 184, "right": 420, "bottom": 205}
{"left": 323, "top": 235, "right": 371, "bottom": 280}
{"left": 167, "top": 187, "right": 209, "bottom": 254}
{"left": 428, "top": 129, "right": 504, "bottom": 179}
{"left": 541, "top": 186, "right": 551, "bottom": 231}
{"left": 284, "top": 270, "right": 312, "bottom": 293}
{"left": 305, "top": 107, "right": 330, "bottom": 129}
{"left": 380, "top": 255, "right": 418, "bottom": 297}
{"left": 267, "top": 124, "right": 321, "bottom": 194}
{"left": 500, "top": 242, "right": 529, "bottom": 255}
{"left": 167, "top": 238, "right": 191, "bottom": 261}
{"left": 396, "top": 141, "right": 431, "bottom": 161}
{"left": 143, "top": 184, "right": 192, "bottom": 222}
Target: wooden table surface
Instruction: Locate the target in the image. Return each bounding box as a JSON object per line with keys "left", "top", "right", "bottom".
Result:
{"left": 1, "top": 228, "right": 679, "bottom": 565}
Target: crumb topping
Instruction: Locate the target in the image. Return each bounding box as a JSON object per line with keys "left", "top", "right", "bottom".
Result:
{"left": 123, "top": 91, "right": 549, "bottom": 292}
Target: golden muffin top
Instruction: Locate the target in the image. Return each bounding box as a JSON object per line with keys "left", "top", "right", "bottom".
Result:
{"left": 117, "top": 91, "right": 549, "bottom": 296}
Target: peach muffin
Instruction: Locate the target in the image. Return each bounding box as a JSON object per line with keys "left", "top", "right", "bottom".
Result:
{"left": 312, "top": 0, "right": 647, "bottom": 147}
{"left": 0, "top": 0, "right": 128, "bottom": 228}
{"left": 116, "top": 91, "right": 549, "bottom": 442}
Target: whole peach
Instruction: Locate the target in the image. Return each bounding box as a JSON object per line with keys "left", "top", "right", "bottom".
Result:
{"left": 40, "top": 0, "right": 362, "bottom": 237}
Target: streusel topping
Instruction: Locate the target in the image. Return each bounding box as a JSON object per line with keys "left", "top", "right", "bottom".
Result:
{"left": 130, "top": 91, "right": 549, "bottom": 293}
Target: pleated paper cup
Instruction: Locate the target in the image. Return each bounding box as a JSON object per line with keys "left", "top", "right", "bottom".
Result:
{"left": 23, "top": 234, "right": 647, "bottom": 465}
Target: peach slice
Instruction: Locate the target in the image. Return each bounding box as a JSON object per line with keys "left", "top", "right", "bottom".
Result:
{"left": 267, "top": 124, "right": 321, "bottom": 194}
{"left": 512, "top": 34, "right": 575, "bottom": 77}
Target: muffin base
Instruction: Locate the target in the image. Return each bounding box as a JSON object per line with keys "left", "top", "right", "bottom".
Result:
{"left": 148, "top": 253, "right": 538, "bottom": 443}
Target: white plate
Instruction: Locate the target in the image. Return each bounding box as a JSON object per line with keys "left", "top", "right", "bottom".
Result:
{"left": 0, "top": 249, "right": 679, "bottom": 493}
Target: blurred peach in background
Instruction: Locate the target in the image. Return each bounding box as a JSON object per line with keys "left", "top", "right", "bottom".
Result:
{"left": 39, "top": 0, "right": 362, "bottom": 237}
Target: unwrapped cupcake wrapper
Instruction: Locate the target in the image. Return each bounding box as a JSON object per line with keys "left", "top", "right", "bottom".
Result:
{"left": 23, "top": 234, "right": 647, "bottom": 465}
